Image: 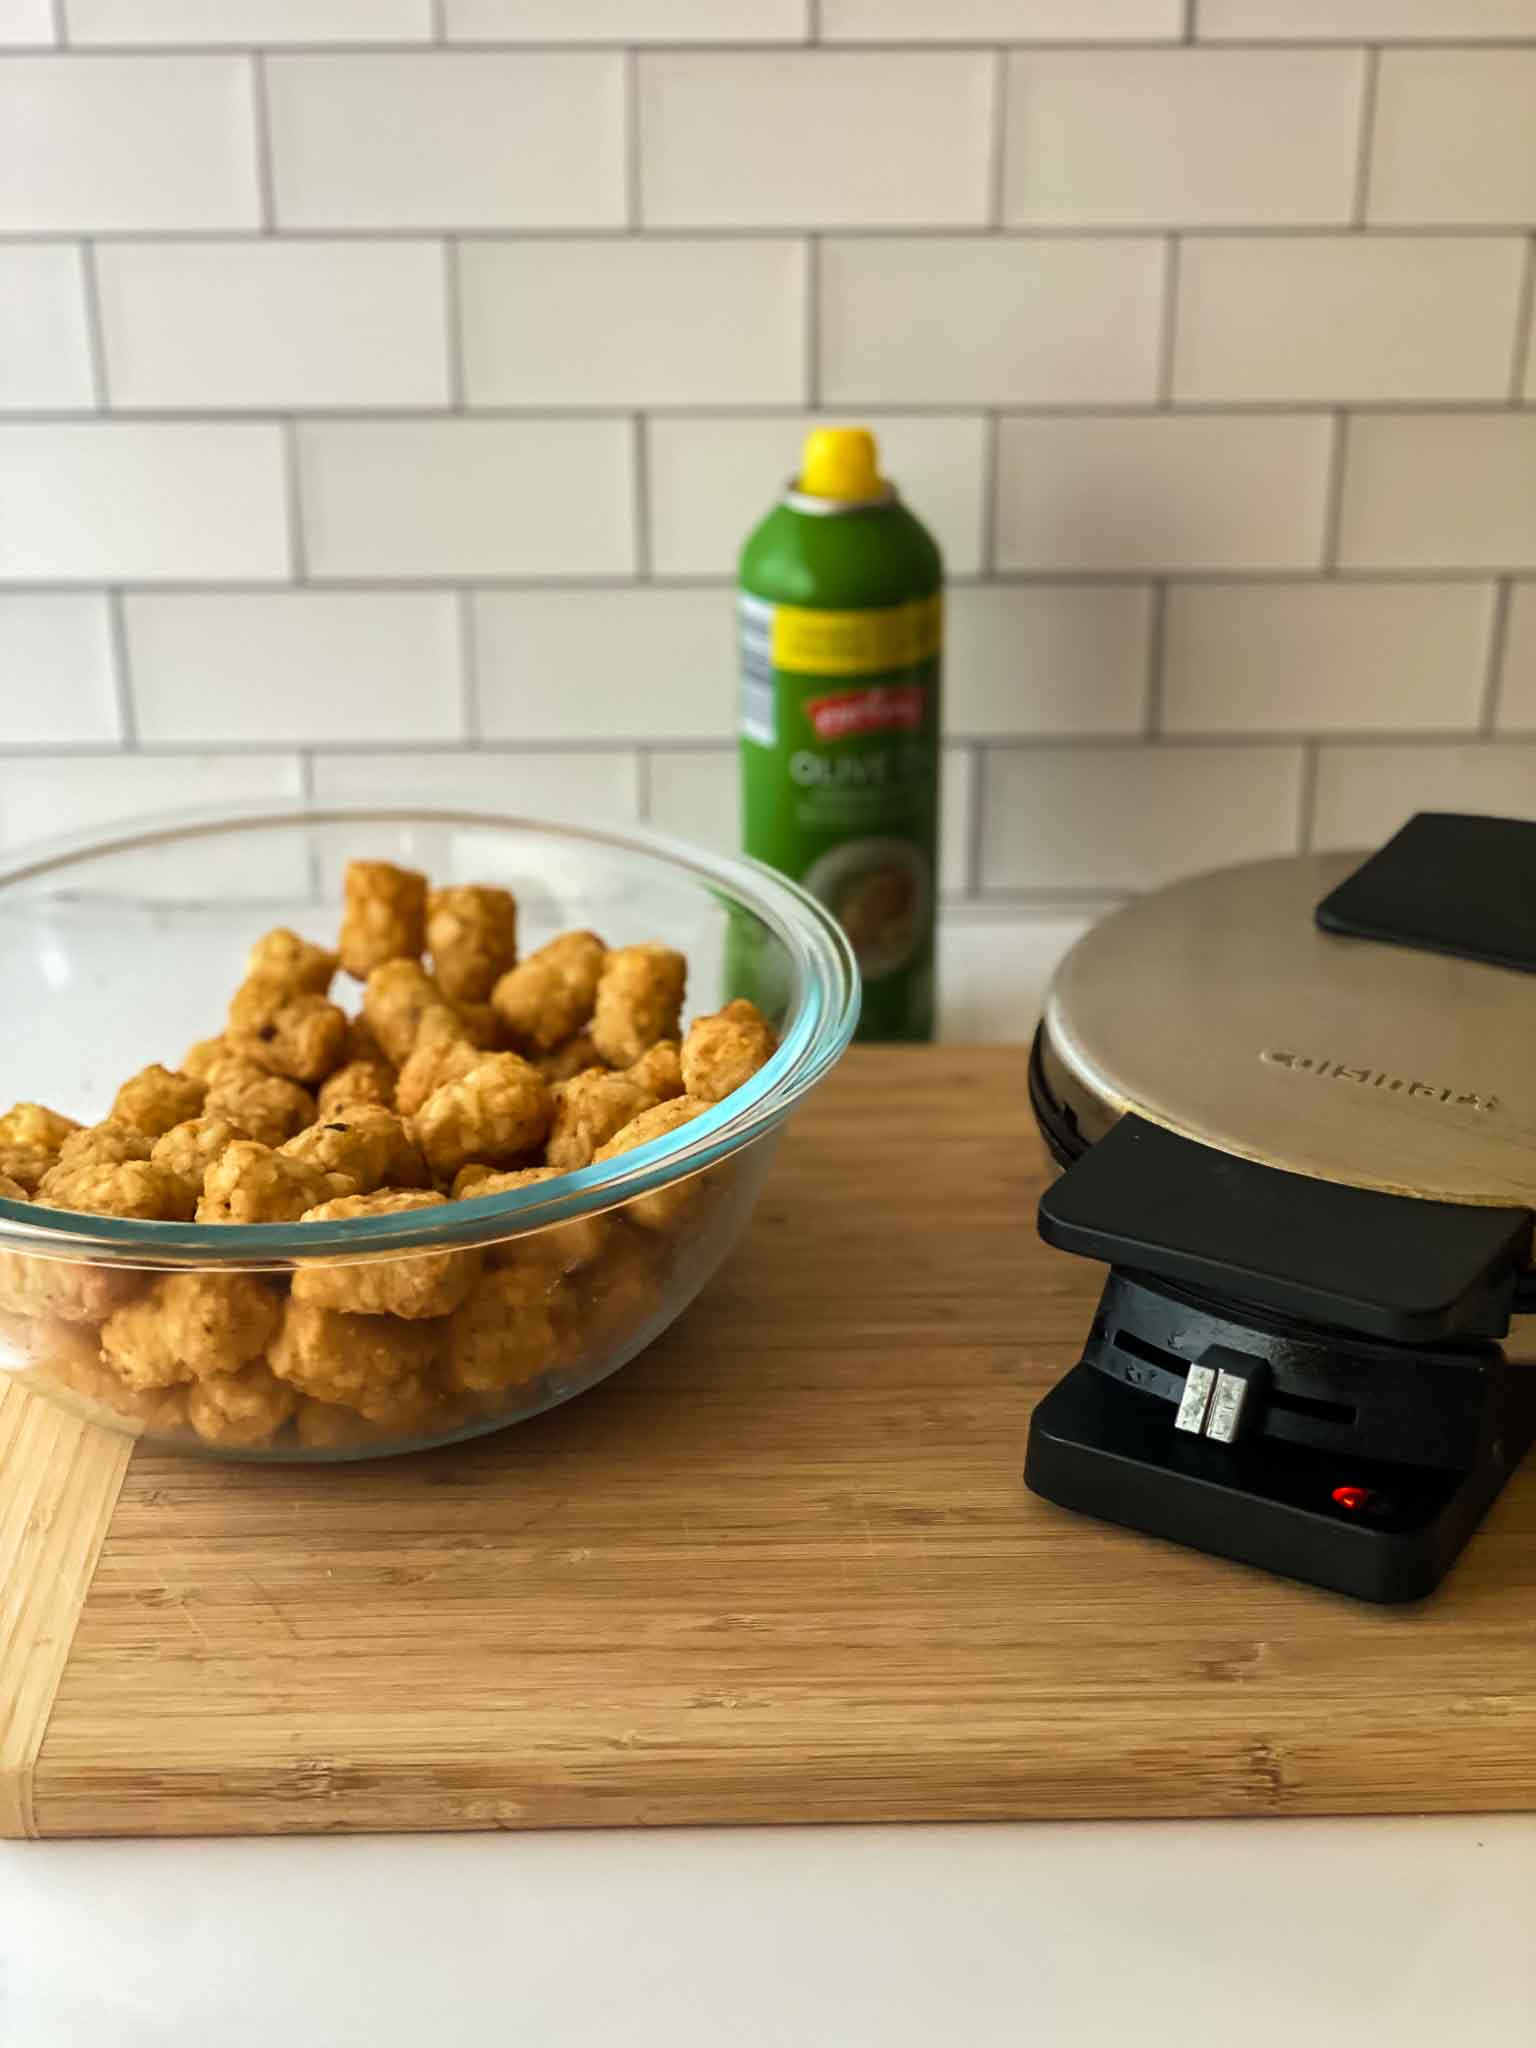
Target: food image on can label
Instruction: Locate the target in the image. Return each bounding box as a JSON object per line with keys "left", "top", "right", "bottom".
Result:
{"left": 802, "top": 838, "right": 931, "bottom": 983}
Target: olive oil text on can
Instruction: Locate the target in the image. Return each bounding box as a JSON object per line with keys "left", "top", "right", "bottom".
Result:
{"left": 738, "top": 427, "right": 943, "bottom": 1043}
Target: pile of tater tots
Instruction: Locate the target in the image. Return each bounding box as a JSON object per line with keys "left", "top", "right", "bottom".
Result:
{"left": 0, "top": 860, "right": 777, "bottom": 1453}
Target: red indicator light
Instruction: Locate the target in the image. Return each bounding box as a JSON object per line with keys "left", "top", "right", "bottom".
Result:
{"left": 1332, "top": 1485, "right": 1372, "bottom": 1511}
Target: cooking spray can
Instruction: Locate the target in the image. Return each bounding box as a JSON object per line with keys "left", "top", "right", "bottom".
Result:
{"left": 737, "top": 427, "right": 943, "bottom": 1043}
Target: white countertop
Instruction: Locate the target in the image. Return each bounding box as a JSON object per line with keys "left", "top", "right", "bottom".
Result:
{"left": 5, "top": 912, "right": 1533, "bottom": 2046}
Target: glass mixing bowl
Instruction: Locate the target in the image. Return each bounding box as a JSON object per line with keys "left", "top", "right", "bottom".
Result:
{"left": 0, "top": 804, "right": 858, "bottom": 1460}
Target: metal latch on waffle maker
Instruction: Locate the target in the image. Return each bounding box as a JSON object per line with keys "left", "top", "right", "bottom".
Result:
{"left": 1174, "top": 1349, "right": 1271, "bottom": 1445}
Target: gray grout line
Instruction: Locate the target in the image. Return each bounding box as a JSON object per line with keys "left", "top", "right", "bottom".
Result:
{"left": 986, "top": 48, "right": 1009, "bottom": 230}
{"left": 1508, "top": 236, "right": 1536, "bottom": 403}
{"left": 805, "top": 0, "right": 820, "bottom": 42}
{"left": 5, "top": 224, "right": 1536, "bottom": 245}
{"left": 77, "top": 239, "right": 109, "bottom": 410}
{"left": 630, "top": 414, "right": 651, "bottom": 579}
{"left": 104, "top": 590, "right": 136, "bottom": 746}
{"left": 1480, "top": 578, "right": 1513, "bottom": 735}
{"left": 249, "top": 53, "right": 277, "bottom": 234}
{"left": 455, "top": 586, "right": 480, "bottom": 742}
{"left": 1350, "top": 46, "right": 1380, "bottom": 228}
{"left": 1295, "top": 740, "right": 1320, "bottom": 850}
{"left": 1183, "top": 0, "right": 1197, "bottom": 40}
{"left": 977, "top": 410, "right": 1000, "bottom": 577}
{"left": 296, "top": 749, "right": 317, "bottom": 802}
{"left": 804, "top": 235, "right": 820, "bottom": 407}
{"left": 49, "top": 0, "right": 66, "bottom": 44}
{"left": 635, "top": 747, "right": 653, "bottom": 819}
{"left": 429, "top": 0, "right": 446, "bottom": 40}
{"left": 279, "top": 419, "right": 307, "bottom": 580}
{"left": 623, "top": 48, "right": 642, "bottom": 231}
{"left": 23, "top": 35, "right": 1536, "bottom": 53}
{"left": 1156, "top": 236, "right": 1181, "bottom": 405}
{"left": 1143, "top": 582, "right": 1168, "bottom": 736}
{"left": 0, "top": 730, "right": 1525, "bottom": 764}
{"left": 965, "top": 741, "right": 986, "bottom": 896}
{"left": 1319, "top": 411, "right": 1349, "bottom": 571}
{"left": 441, "top": 239, "right": 466, "bottom": 410}
{"left": 10, "top": 399, "right": 1533, "bottom": 423}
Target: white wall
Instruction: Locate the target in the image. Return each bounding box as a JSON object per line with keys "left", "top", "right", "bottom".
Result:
{"left": 1, "top": 1, "right": 1534, "bottom": 942}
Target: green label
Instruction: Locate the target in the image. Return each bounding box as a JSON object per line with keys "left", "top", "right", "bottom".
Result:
{"left": 738, "top": 592, "right": 940, "bottom": 1043}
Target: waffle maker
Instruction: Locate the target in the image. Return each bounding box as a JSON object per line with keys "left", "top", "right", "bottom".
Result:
{"left": 1025, "top": 813, "right": 1536, "bottom": 1603}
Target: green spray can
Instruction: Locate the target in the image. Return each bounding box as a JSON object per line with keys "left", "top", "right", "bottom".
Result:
{"left": 738, "top": 426, "right": 943, "bottom": 1043}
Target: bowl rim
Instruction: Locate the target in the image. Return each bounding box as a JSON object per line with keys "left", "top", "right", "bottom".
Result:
{"left": 0, "top": 799, "right": 861, "bottom": 1267}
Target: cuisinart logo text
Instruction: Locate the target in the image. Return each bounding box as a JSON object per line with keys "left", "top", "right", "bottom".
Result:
{"left": 1261, "top": 1048, "right": 1499, "bottom": 1113}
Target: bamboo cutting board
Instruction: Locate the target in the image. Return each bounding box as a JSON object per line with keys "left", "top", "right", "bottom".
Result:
{"left": 6, "top": 1046, "right": 1536, "bottom": 1841}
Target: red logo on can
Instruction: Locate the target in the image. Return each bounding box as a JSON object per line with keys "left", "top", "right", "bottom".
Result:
{"left": 803, "top": 684, "right": 925, "bottom": 741}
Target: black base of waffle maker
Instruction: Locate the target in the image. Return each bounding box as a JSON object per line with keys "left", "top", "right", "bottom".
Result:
{"left": 1023, "top": 816, "right": 1536, "bottom": 1605}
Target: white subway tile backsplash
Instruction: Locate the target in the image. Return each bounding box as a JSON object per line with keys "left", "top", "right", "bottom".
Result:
{"left": 1003, "top": 50, "right": 1363, "bottom": 228}
{"left": 939, "top": 903, "right": 1109, "bottom": 1041}
{"left": 268, "top": 53, "right": 625, "bottom": 231}
{"left": 1495, "top": 585, "right": 1536, "bottom": 733}
{"left": 825, "top": 0, "right": 1181, "bottom": 37}
{"left": 1162, "top": 582, "right": 1493, "bottom": 736}
{"left": 0, "top": 595, "right": 118, "bottom": 744}
{"left": 446, "top": 0, "right": 807, "bottom": 37}
{"left": 0, "top": 753, "right": 302, "bottom": 851}
{"left": 981, "top": 742, "right": 1303, "bottom": 891}
{"left": 1200, "top": 0, "right": 1536, "bottom": 34}
{"left": 1174, "top": 237, "right": 1526, "bottom": 405}
{"left": 639, "top": 52, "right": 994, "bottom": 229}
{"left": 0, "top": 56, "right": 259, "bottom": 232}
{"left": 647, "top": 414, "right": 987, "bottom": 578}
{"left": 475, "top": 587, "right": 733, "bottom": 744}
{"left": 0, "top": 244, "right": 94, "bottom": 409}
{"left": 126, "top": 592, "right": 462, "bottom": 746}
{"left": 1369, "top": 52, "right": 1536, "bottom": 227}
{"left": 0, "top": 0, "right": 52, "bottom": 44}
{"left": 460, "top": 241, "right": 804, "bottom": 410}
{"left": 0, "top": 423, "right": 289, "bottom": 581}
{"left": 97, "top": 242, "right": 450, "bottom": 411}
{"left": 1312, "top": 742, "right": 1536, "bottom": 851}
{"left": 945, "top": 584, "right": 1152, "bottom": 737}
{"left": 311, "top": 749, "right": 639, "bottom": 826}
{"left": 65, "top": 0, "right": 433, "bottom": 39}
{"left": 647, "top": 743, "right": 973, "bottom": 893}
{"left": 297, "top": 419, "right": 634, "bottom": 580}
{"left": 821, "top": 239, "right": 1164, "bottom": 407}
{"left": 1338, "top": 415, "right": 1536, "bottom": 571}
{"left": 995, "top": 415, "right": 1331, "bottom": 573}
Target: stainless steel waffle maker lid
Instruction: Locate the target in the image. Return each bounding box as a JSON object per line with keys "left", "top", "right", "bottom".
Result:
{"left": 1031, "top": 815, "right": 1536, "bottom": 1346}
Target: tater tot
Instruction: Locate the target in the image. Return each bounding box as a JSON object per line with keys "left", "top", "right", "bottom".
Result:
{"left": 533, "top": 1032, "right": 602, "bottom": 1084}
{"left": 413, "top": 1054, "right": 553, "bottom": 1180}
{"left": 443, "top": 1264, "right": 565, "bottom": 1400}
{"left": 180, "top": 1035, "right": 231, "bottom": 1083}
{"left": 680, "top": 998, "right": 777, "bottom": 1104}
{"left": 227, "top": 976, "right": 349, "bottom": 1086}
{"left": 0, "top": 1143, "right": 55, "bottom": 1194}
{"left": 51, "top": 1119, "right": 153, "bottom": 1174}
{"left": 38, "top": 1156, "right": 197, "bottom": 1223}
{"left": 362, "top": 960, "right": 446, "bottom": 1068}
{"left": 451, "top": 1164, "right": 611, "bottom": 1275}
{"left": 203, "top": 1056, "right": 317, "bottom": 1148}
{"left": 101, "top": 1271, "right": 282, "bottom": 1390}
{"left": 269, "top": 1298, "right": 442, "bottom": 1418}
{"left": 427, "top": 884, "right": 518, "bottom": 1004}
{"left": 291, "top": 1190, "right": 481, "bottom": 1319}
{"left": 0, "top": 1251, "right": 136, "bottom": 1326}
{"left": 590, "top": 944, "right": 687, "bottom": 1069}
{"left": 187, "top": 1363, "right": 297, "bottom": 1450}
{"left": 110, "top": 1063, "right": 208, "bottom": 1139}
{"left": 150, "top": 1115, "right": 252, "bottom": 1204}
{"left": 0, "top": 1102, "right": 80, "bottom": 1152}
{"left": 316, "top": 1059, "right": 397, "bottom": 1121}
{"left": 625, "top": 1039, "right": 684, "bottom": 1102}
{"left": 593, "top": 1095, "right": 711, "bottom": 1233}
{"left": 545, "top": 1070, "right": 657, "bottom": 1172}
{"left": 0, "top": 1172, "right": 26, "bottom": 1201}
{"left": 394, "top": 1018, "right": 492, "bottom": 1119}
{"left": 197, "top": 1140, "right": 356, "bottom": 1224}
{"left": 245, "top": 927, "right": 339, "bottom": 997}
{"left": 339, "top": 859, "right": 428, "bottom": 979}
{"left": 280, "top": 1107, "right": 428, "bottom": 1195}
{"left": 491, "top": 931, "right": 607, "bottom": 1055}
